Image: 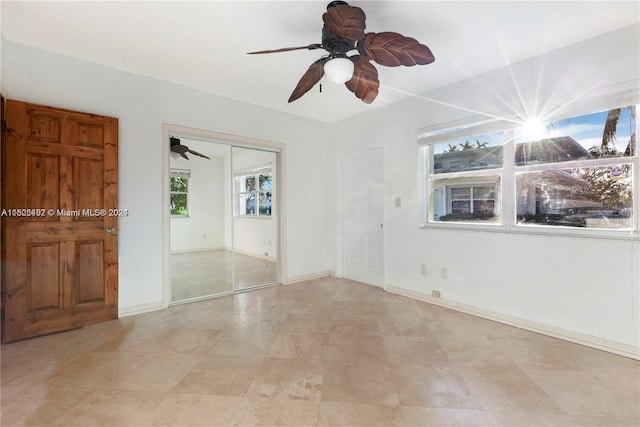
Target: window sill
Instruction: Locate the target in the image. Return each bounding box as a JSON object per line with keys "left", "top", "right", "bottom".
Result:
{"left": 420, "top": 221, "right": 640, "bottom": 241}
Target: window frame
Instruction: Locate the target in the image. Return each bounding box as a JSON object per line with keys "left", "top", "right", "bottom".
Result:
{"left": 419, "top": 102, "right": 640, "bottom": 240}
{"left": 234, "top": 166, "right": 273, "bottom": 218}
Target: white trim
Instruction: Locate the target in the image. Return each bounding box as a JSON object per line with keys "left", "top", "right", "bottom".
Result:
{"left": 284, "top": 271, "right": 334, "bottom": 285}
{"left": 386, "top": 285, "right": 640, "bottom": 361}
{"left": 118, "top": 301, "right": 165, "bottom": 317}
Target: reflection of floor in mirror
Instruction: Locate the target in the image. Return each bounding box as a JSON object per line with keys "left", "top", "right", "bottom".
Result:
{"left": 171, "top": 250, "right": 277, "bottom": 302}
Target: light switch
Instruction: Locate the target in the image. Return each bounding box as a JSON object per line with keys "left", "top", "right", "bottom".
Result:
{"left": 395, "top": 197, "right": 401, "bottom": 207}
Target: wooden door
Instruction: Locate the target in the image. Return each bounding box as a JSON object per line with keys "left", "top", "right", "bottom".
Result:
{"left": 1, "top": 100, "right": 118, "bottom": 342}
{"left": 342, "top": 148, "right": 384, "bottom": 286}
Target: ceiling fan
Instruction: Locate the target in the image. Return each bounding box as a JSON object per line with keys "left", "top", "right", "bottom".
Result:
{"left": 170, "top": 137, "right": 210, "bottom": 160}
{"left": 248, "top": 1, "right": 435, "bottom": 104}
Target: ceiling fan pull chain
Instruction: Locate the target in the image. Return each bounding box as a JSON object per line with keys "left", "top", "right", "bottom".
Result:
{"left": 320, "top": 83, "right": 323, "bottom": 93}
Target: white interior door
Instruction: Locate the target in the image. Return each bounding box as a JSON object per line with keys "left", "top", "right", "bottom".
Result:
{"left": 341, "top": 148, "right": 384, "bottom": 286}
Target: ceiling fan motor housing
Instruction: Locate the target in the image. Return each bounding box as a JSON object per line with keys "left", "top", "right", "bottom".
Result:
{"left": 327, "top": 1, "right": 349, "bottom": 10}
{"left": 321, "top": 27, "right": 356, "bottom": 58}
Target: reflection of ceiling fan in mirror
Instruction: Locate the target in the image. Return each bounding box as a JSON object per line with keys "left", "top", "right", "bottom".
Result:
{"left": 248, "top": 0, "right": 435, "bottom": 104}
{"left": 170, "top": 137, "right": 210, "bottom": 160}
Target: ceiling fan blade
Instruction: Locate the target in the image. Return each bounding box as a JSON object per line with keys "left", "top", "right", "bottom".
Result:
{"left": 187, "top": 149, "right": 211, "bottom": 160}
{"left": 360, "top": 32, "right": 435, "bottom": 67}
{"left": 288, "top": 58, "right": 327, "bottom": 103}
{"left": 345, "top": 55, "right": 379, "bottom": 104}
{"left": 247, "top": 44, "right": 322, "bottom": 55}
{"left": 179, "top": 152, "right": 189, "bottom": 160}
{"left": 322, "top": 5, "right": 366, "bottom": 42}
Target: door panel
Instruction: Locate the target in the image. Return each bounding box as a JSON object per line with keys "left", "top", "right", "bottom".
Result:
{"left": 342, "top": 148, "right": 384, "bottom": 286}
{"left": 2, "top": 100, "right": 118, "bottom": 342}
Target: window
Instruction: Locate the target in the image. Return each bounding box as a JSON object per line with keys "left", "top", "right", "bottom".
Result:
{"left": 234, "top": 166, "right": 272, "bottom": 217}
{"left": 170, "top": 169, "right": 190, "bottom": 216}
{"left": 426, "top": 131, "right": 504, "bottom": 224}
{"left": 515, "top": 106, "right": 636, "bottom": 230}
{"left": 421, "top": 104, "right": 638, "bottom": 232}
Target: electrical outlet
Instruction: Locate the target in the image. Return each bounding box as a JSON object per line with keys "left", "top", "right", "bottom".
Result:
{"left": 441, "top": 268, "right": 448, "bottom": 279}
{"left": 395, "top": 197, "right": 401, "bottom": 207}
{"left": 432, "top": 290, "right": 441, "bottom": 298}
{"left": 420, "top": 264, "right": 427, "bottom": 276}
{"left": 203, "top": 234, "right": 207, "bottom": 239}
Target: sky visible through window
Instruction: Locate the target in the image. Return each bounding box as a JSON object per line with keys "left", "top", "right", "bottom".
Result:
{"left": 435, "top": 106, "right": 636, "bottom": 155}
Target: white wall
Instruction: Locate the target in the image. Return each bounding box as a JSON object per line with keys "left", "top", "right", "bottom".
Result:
{"left": 1, "top": 39, "right": 334, "bottom": 312}
{"left": 330, "top": 24, "right": 640, "bottom": 349}
{"left": 170, "top": 144, "right": 226, "bottom": 253}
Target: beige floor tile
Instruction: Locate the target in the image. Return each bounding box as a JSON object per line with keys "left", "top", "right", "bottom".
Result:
{"left": 246, "top": 357, "right": 324, "bottom": 400}
{"left": 48, "top": 350, "right": 149, "bottom": 389}
{"left": 378, "top": 315, "right": 438, "bottom": 337}
{"left": 151, "top": 328, "right": 225, "bottom": 354}
{"left": 147, "top": 393, "right": 242, "bottom": 427}
{"left": 383, "top": 335, "right": 451, "bottom": 367}
{"left": 92, "top": 326, "right": 176, "bottom": 353}
{"left": 172, "top": 355, "right": 263, "bottom": 396}
{"left": 321, "top": 359, "right": 399, "bottom": 405}
{"left": 330, "top": 300, "right": 377, "bottom": 317}
{"left": 487, "top": 410, "right": 640, "bottom": 427}
{"left": 1, "top": 388, "right": 88, "bottom": 427}
{"left": 390, "top": 363, "right": 481, "bottom": 409}
{"left": 326, "top": 333, "right": 389, "bottom": 363}
{"left": 267, "top": 332, "right": 329, "bottom": 359}
{"left": 279, "top": 312, "right": 332, "bottom": 333}
{"left": 330, "top": 313, "right": 382, "bottom": 335}
{"left": 525, "top": 369, "right": 640, "bottom": 419}
{"left": 401, "top": 406, "right": 496, "bottom": 427}
{"left": 104, "top": 352, "right": 203, "bottom": 392}
{"left": 374, "top": 301, "right": 422, "bottom": 318}
{"left": 455, "top": 365, "right": 564, "bottom": 414}
{"left": 441, "top": 338, "right": 514, "bottom": 369}
{"left": 49, "top": 389, "right": 167, "bottom": 427}
{"left": 332, "top": 281, "right": 378, "bottom": 302}
{"left": 2, "top": 277, "right": 637, "bottom": 427}
{"left": 317, "top": 401, "right": 404, "bottom": 426}
{"left": 229, "top": 397, "right": 320, "bottom": 426}
{"left": 208, "top": 328, "right": 278, "bottom": 358}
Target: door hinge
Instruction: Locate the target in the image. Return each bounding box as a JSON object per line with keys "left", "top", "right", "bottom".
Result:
{"left": 1, "top": 120, "right": 6, "bottom": 133}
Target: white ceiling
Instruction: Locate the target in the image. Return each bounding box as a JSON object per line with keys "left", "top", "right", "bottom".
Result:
{"left": 2, "top": 1, "right": 638, "bottom": 123}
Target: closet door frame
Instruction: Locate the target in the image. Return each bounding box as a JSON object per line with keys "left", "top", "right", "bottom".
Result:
{"left": 161, "top": 123, "right": 286, "bottom": 308}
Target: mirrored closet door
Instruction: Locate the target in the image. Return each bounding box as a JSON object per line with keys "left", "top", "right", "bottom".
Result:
{"left": 232, "top": 147, "right": 278, "bottom": 290}
{"left": 169, "top": 138, "right": 278, "bottom": 303}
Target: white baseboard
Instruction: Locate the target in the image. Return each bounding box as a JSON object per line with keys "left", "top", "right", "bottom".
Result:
{"left": 386, "top": 285, "right": 640, "bottom": 361}
{"left": 170, "top": 246, "right": 225, "bottom": 255}
{"left": 284, "top": 270, "right": 335, "bottom": 285}
{"left": 118, "top": 301, "right": 166, "bottom": 317}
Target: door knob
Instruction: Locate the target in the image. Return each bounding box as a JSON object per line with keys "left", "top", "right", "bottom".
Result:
{"left": 106, "top": 227, "right": 116, "bottom": 234}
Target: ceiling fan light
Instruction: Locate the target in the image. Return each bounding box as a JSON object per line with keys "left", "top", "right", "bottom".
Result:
{"left": 324, "top": 57, "right": 354, "bottom": 84}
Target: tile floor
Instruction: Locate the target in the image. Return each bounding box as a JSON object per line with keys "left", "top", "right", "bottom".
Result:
{"left": 171, "top": 251, "right": 277, "bottom": 302}
{"left": 1, "top": 277, "right": 638, "bottom": 426}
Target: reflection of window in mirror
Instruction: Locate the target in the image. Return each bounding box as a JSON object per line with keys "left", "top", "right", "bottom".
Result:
{"left": 234, "top": 166, "right": 272, "bottom": 217}
{"left": 170, "top": 169, "right": 190, "bottom": 217}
